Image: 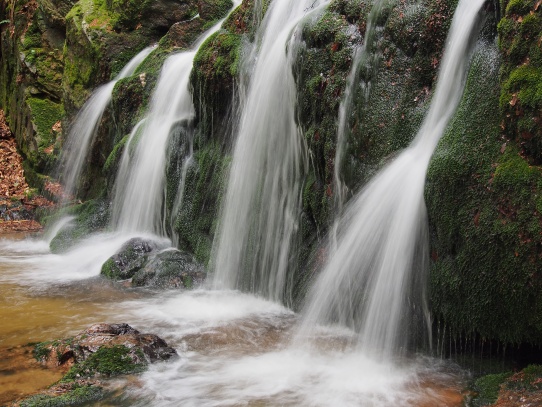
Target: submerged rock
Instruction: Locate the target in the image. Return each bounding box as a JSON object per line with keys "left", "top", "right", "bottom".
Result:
{"left": 132, "top": 249, "right": 206, "bottom": 289}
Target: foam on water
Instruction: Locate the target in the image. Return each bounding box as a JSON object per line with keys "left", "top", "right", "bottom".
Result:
{"left": 0, "top": 232, "right": 170, "bottom": 286}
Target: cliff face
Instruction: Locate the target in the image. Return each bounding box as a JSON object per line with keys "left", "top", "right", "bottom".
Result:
{"left": 1, "top": 0, "right": 542, "bottom": 349}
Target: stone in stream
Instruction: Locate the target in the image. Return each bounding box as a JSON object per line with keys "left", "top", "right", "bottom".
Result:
{"left": 19, "top": 323, "right": 178, "bottom": 406}
{"left": 100, "top": 238, "right": 161, "bottom": 280}
{"left": 33, "top": 323, "right": 178, "bottom": 373}
{"left": 101, "top": 238, "right": 206, "bottom": 289}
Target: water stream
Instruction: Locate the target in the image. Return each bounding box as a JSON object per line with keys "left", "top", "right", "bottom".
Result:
{"left": 59, "top": 46, "right": 155, "bottom": 198}
{"left": 211, "top": 0, "right": 331, "bottom": 304}
{"left": 0, "top": 237, "right": 466, "bottom": 406}
{"left": 111, "top": 1, "right": 241, "bottom": 236}
{"left": 298, "top": 0, "right": 487, "bottom": 360}
{"left": 0, "top": 0, "right": 489, "bottom": 405}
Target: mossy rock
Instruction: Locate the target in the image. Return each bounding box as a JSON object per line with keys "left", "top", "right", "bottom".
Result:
{"left": 476, "top": 365, "right": 542, "bottom": 406}
{"left": 100, "top": 237, "right": 160, "bottom": 280}
{"left": 191, "top": 29, "right": 241, "bottom": 138}
{"left": 26, "top": 97, "right": 64, "bottom": 171}
{"left": 198, "top": 0, "right": 234, "bottom": 22}
{"left": 132, "top": 249, "right": 206, "bottom": 289}
{"left": 62, "top": 345, "right": 146, "bottom": 381}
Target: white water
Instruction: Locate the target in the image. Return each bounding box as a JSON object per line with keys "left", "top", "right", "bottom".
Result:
{"left": 111, "top": 2, "right": 241, "bottom": 235}
{"left": 298, "top": 0, "right": 486, "bottom": 360}
{"left": 0, "top": 232, "right": 170, "bottom": 287}
{"left": 212, "top": 0, "right": 331, "bottom": 303}
{"left": 59, "top": 46, "right": 155, "bottom": 197}
{"left": 110, "top": 290, "right": 459, "bottom": 407}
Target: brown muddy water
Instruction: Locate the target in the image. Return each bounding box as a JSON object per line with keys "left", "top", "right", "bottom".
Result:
{"left": 0, "top": 232, "right": 468, "bottom": 406}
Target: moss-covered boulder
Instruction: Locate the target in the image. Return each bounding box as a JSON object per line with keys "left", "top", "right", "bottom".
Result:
{"left": 23, "top": 323, "right": 177, "bottom": 406}
{"left": 34, "top": 323, "right": 177, "bottom": 375}
{"left": 132, "top": 248, "right": 206, "bottom": 288}
{"left": 198, "top": 0, "right": 234, "bottom": 22}
{"left": 100, "top": 237, "right": 160, "bottom": 280}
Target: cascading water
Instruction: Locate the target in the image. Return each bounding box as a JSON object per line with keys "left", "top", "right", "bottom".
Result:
{"left": 59, "top": 46, "right": 155, "bottom": 198}
{"left": 212, "top": 0, "right": 330, "bottom": 303}
{"left": 111, "top": 2, "right": 241, "bottom": 236}
{"left": 297, "top": 0, "right": 487, "bottom": 360}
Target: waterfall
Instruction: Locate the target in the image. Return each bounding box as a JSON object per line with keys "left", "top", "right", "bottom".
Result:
{"left": 297, "top": 0, "right": 486, "bottom": 360}
{"left": 211, "top": 0, "right": 330, "bottom": 304}
{"left": 59, "top": 46, "right": 155, "bottom": 198}
{"left": 111, "top": 2, "right": 241, "bottom": 236}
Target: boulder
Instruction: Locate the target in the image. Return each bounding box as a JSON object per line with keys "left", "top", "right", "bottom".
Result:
{"left": 132, "top": 248, "right": 206, "bottom": 289}
{"left": 100, "top": 237, "right": 160, "bottom": 280}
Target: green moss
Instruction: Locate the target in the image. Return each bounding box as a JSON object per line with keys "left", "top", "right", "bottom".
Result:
{"left": 472, "top": 372, "right": 513, "bottom": 406}
{"left": 134, "top": 47, "right": 170, "bottom": 77}
{"left": 191, "top": 29, "right": 242, "bottom": 139}
{"left": 19, "top": 384, "right": 104, "bottom": 407}
{"left": 62, "top": 345, "right": 145, "bottom": 382}
{"left": 100, "top": 258, "right": 120, "bottom": 279}
{"left": 194, "top": 31, "right": 241, "bottom": 78}
{"left": 33, "top": 341, "right": 52, "bottom": 362}
{"left": 503, "top": 65, "right": 542, "bottom": 108}
{"left": 173, "top": 142, "right": 229, "bottom": 264}
{"left": 104, "top": 134, "right": 128, "bottom": 175}
{"left": 199, "top": 0, "right": 234, "bottom": 22}
{"left": 27, "top": 98, "right": 64, "bottom": 147}
{"left": 22, "top": 21, "right": 43, "bottom": 49}
{"left": 107, "top": 0, "right": 153, "bottom": 30}
{"left": 428, "top": 43, "right": 542, "bottom": 345}
{"left": 506, "top": 0, "right": 535, "bottom": 15}
{"left": 498, "top": 1, "right": 542, "bottom": 162}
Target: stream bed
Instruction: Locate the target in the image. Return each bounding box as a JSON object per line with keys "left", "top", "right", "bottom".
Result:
{"left": 0, "top": 233, "right": 468, "bottom": 406}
